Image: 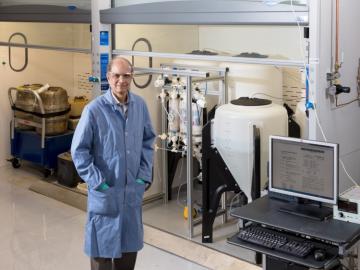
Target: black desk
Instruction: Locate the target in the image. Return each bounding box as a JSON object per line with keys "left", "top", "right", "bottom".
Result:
{"left": 228, "top": 196, "right": 360, "bottom": 269}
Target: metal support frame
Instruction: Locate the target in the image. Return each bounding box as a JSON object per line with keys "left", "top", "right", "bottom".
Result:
{"left": 186, "top": 75, "right": 194, "bottom": 238}
{"left": 91, "top": 0, "right": 112, "bottom": 98}
{"left": 132, "top": 64, "right": 227, "bottom": 239}
{"left": 0, "top": 42, "right": 91, "bottom": 54}
{"left": 158, "top": 63, "right": 229, "bottom": 233}
{"left": 135, "top": 67, "right": 209, "bottom": 78}
{"left": 114, "top": 49, "right": 305, "bottom": 68}
{"left": 162, "top": 101, "right": 169, "bottom": 205}
{"left": 308, "top": 0, "right": 320, "bottom": 140}
{"left": 100, "top": 1, "right": 308, "bottom": 26}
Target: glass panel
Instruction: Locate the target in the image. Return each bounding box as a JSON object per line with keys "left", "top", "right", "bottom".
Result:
{"left": 0, "top": 22, "right": 91, "bottom": 49}
{"left": 115, "top": 24, "right": 304, "bottom": 60}
{"left": 113, "top": 0, "right": 308, "bottom": 8}
{"left": 114, "top": 0, "right": 189, "bottom": 7}
{"left": 1, "top": 22, "right": 92, "bottom": 101}
{"left": 114, "top": 24, "right": 305, "bottom": 248}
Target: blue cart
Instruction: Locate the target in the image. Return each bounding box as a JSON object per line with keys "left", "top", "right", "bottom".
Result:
{"left": 10, "top": 129, "right": 74, "bottom": 176}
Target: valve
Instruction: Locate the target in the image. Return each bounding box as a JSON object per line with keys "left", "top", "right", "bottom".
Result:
{"left": 154, "top": 76, "right": 165, "bottom": 88}
{"left": 88, "top": 76, "right": 99, "bottom": 83}
{"left": 327, "top": 84, "right": 351, "bottom": 96}
{"left": 158, "top": 133, "right": 167, "bottom": 140}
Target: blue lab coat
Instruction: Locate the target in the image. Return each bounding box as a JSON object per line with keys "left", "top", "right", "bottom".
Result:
{"left": 71, "top": 90, "right": 156, "bottom": 258}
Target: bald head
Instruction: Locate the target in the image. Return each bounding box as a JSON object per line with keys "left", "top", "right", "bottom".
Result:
{"left": 107, "top": 57, "right": 133, "bottom": 73}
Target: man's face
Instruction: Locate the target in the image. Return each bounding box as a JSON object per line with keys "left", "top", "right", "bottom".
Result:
{"left": 107, "top": 59, "right": 133, "bottom": 100}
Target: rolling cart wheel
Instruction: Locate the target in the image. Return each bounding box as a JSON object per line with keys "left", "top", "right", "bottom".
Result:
{"left": 11, "top": 158, "right": 21, "bottom": 169}
{"left": 43, "top": 169, "right": 54, "bottom": 178}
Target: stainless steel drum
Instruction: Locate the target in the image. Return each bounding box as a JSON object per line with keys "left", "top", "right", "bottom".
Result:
{"left": 14, "top": 84, "right": 43, "bottom": 130}
{"left": 34, "top": 87, "right": 70, "bottom": 135}
{"left": 35, "top": 87, "right": 69, "bottom": 113}
{"left": 12, "top": 85, "right": 70, "bottom": 135}
{"left": 15, "top": 84, "right": 42, "bottom": 111}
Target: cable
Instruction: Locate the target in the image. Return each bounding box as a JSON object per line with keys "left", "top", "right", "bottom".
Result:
{"left": 340, "top": 159, "right": 359, "bottom": 187}
{"left": 229, "top": 192, "right": 241, "bottom": 215}
{"left": 290, "top": 0, "right": 359, "bottom": 188}
{"left": 335, "top": 95, "right": 360, "bottom": 108}
{"left": 313, "top": 106, "right": 359, "bottom": 187}
{"left": 312, "top": 108, "right": 328, "bottom": 142}
{"left": 176, "top": 182, "right": 187, "bottom": 208}
{"left": 161, "top": 102, "right": 170, "bottom": 117}
{"left": 176, "top": 158, "right": 186, "bottom": 207}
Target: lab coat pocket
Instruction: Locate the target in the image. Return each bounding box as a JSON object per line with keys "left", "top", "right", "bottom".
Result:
{"left": 88, "top": 188, "right": 118, "bottom": 216}
{"left": 134, "top": 183, "right": 146, "bottom": 206}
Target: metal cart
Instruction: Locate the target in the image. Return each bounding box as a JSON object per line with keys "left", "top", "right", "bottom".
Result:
{"left": 8, "top": 86, "right": 74, "bottom": 177}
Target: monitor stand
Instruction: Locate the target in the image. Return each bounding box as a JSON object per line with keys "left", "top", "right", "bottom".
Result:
{"left": 278, "top": 201, "right": 333, "bottom": 221}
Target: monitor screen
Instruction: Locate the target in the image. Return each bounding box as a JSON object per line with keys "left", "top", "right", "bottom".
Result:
{"left": 269, "top": 136, "right": 338, "bottom": 205}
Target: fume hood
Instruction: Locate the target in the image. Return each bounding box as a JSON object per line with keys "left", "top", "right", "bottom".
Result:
{"left": 0, "top": 0, "right": 91, "bottom": 23}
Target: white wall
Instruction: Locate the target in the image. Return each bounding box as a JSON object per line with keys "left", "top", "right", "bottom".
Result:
{"left": 115, "top": 24, "right": 199, "bottom": 198}
{"left": 0, "top": 22, "right": 91, "bottom": 167}
{"left": 199, "top": 25, "right": 304, "bottom": 59}
{"left": 314, "top": 0, "right": 360, "bottom": 192}
{"left": 199, "top": 25, "right": 306, "bottom": 110}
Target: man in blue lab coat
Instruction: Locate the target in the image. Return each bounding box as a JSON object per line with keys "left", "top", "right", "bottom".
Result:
{"left": 71, "top": 57, "right": 156, "bottom": 270}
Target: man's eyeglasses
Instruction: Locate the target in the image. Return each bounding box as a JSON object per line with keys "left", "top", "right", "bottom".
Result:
{"left": 108, "top": 72, "right": 133, "bottom": 80}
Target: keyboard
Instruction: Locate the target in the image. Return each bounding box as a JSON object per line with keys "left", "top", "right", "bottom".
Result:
{"left": 237, "top": 226, "right": 315, "bottom": 258}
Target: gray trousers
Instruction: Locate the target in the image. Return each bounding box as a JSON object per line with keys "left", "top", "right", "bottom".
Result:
{"left": 90, "top": 252, "right": 137, "bottom": 270}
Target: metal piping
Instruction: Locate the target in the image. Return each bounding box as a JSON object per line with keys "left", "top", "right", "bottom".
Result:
{"left": 134, "top": 67, "right": 208, "bottom": 78}
{"left": 0, "top": 42, "right": 91, "bottom": 54}
{"left": 335, "top": 0, "right": 340, "bottom": 72}
{"left": 114, "top": 49, "right": 305, "bottom": 67}
{"left": 186, "top": 76, "right": 194, "bottom": 239}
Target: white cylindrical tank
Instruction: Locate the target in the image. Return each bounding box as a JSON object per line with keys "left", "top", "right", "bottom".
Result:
{"left": 172, "top": 58, "right": 220, "bottom": 94}
{"left": 220, "top": 62, "right": 283, "bottom": 104}
{"left": 213, "top": 97, "right": 288, "bottom": 201}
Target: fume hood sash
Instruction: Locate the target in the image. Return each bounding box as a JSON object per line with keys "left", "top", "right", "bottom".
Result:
{"left": 0, "top": 41, "right": 91, "bottom": 54}
{"left": 114, "top": 49, "right": 305, "bottom": 68}
{"left": 0, "top": 5, "right": 91, "bottom": 23}
{"left": 100, "top": 1, "right": 308, "bottom": 25}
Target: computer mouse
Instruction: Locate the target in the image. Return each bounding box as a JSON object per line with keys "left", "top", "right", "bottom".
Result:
{"left": 314, "top": 249, "right": 326, "bottom": 261}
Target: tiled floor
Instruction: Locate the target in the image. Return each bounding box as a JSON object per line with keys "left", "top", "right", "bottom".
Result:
{"left": 142, "top": 197, "right": 256, "bottom": 264}
{"left": 0, "top": 164, "right": 208, "bottom": 270}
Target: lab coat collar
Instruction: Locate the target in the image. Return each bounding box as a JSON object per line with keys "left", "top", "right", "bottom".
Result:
{"left": 104, "top": 89, "right": 134, "bottom": 109}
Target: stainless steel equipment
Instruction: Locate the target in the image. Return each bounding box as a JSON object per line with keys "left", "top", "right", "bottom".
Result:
{"left": 14, "top": 84, "right": 43, "bottom": 130}
{"left": 10, "top": 84, "right": 70, "bottom": 135}
{"left": 33, "top": 86, "right": 70, "bottom": 135}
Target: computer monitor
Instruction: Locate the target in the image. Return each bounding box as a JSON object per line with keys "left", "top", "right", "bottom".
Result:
{"left": 269, "top": 136, "right": 338, "bottom": 219}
